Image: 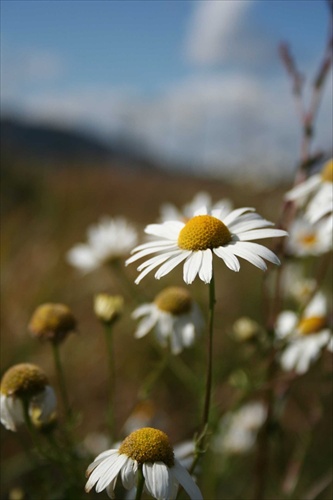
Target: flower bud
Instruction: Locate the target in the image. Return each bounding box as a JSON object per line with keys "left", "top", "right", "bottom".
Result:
{"left": 232, "top": 317, "right": 262, "bottom": 342}
{"left": 94, "top": 294, "right": 124, "bottom": 325}
{"left": 28, "top": 303, "right": 77, "bottom": 344}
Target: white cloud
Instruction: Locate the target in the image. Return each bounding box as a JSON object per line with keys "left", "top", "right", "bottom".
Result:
{"left": 3, "top": 69, "right": 331, "bottom": 184}
{"left": 183, "top": 0, "right": 271, "bottom": 66}
{"left": 1, "top": 45, "right": 65, "bottom": 103}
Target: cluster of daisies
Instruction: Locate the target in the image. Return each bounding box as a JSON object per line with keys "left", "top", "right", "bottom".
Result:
{"left": 2, "top": 161, "right": 332, "bottom": 499}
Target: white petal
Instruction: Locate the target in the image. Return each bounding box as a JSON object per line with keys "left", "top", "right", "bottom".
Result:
{"left": 145, "top": 221, "right": 184, "bottom": 240}
{"left": 134, "top": 313, "right": 158, "bottom": 339}
{"left": 132, "top": 304, "right": 154, "bottom": 319}
{"left": 121, "top": 458, "right": 138, "bottom": 490}
{"left": 130, "top": 240, "right": 177, "bottom": 252}
{"left": 66, "top": 245, "right": 99, "bottom": 272}
{"left": 183, "top": 252, "right": 203, "bottom": 284}
{"left": 143, "top": 462, "right": 169, "bottom": 500}
{"left": 126, "top": 245, "right": 178, "bottom": 265}
{"left": 155, "top": 251, "right": 190, "bottom": 280}
{"left": 29, "top": 386, "right": 57, "bottom": 423}
{"left": 228, "top": 242, "right": 267, "bottom": 270}
{"left": 0, "top": 394, "right": 23, "bottom": 431}
{"left": 222, "top": 207, "right": 255, "bottom": 226}
{"left": 236, "top": 228, "right": 288, "bottom": 241}
{"left": 285, "top": 175, "right": 321, "bottom": 201}
{"left": 213, "top": 246, "right": 240, "bottom": 272}
{"left": 135, "top": 252, "right": 181, "bottom": 284}
{"left": 85, "top": 453, "right": 127, "bottom": 493}
{"left": 172, "top": 460, "right": 203, "bottom": 500}
{"left": 137, "top": 251, "right": 180, "bottom": 271}
{"left": 198, "top": 249, "right": 213, "bottom": 283}
{"left": 229, "top": 216, "right": 273, "bottom": 233}
{"left": 232, "top": 241, "right": 281, "bottom": 265}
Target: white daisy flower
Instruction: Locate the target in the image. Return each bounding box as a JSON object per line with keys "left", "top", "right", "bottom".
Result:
{"left": 160, "top": 192, "right": 232, "bottom": 222}
{"left": 285, "top": 159, "right": 333, "bottom": 224}
{"left": 132, "top": 286, "right": 204, "bottom": 354}
{"left": 126, "top": 206, "right": 287, "bottom": 284}
{"left": 1, "top": 363, "right": 57, "bottom": 432}
{"left": 212, "top": 401, "right": 267, "bottom": 455}
{"left": 85, "top": 427, "right": 203, "bottom": 500}
{"left": 280, "top": 263, "right": 317, "bottom": 306}
{"left": 285, "top": 217, "right": 332, "bottom": 256}
{"left": 275, "top": 292, "right": 332, "bottom": 374}
{"left": 66, "top": 216, "right": 138, "bottom": 273}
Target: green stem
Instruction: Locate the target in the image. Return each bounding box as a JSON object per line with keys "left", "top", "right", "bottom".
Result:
{"left": 202, "top": 273, "right": 216, "bottom": 428}
{"left": 51, "top": 342, "right": 72, "bottom": 420}
{"left": 135, "top": 465, "right": 145, "bottom": 500}
{"left": 104, "top": 324, "right": 116, "bottom": 442}
{"left": 188, "top": 274, "right": 216, "bottom": 476}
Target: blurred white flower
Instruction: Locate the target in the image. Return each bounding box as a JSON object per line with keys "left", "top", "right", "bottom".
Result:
{"left": 285, "top": 217, "right": 332, "bottom": 256}
{"left": 280, "top": 263, "right": 317, "bottom": 306}
{"left": 85, "top": 427, "right": 202, "bottom": 499}
{"left": 66, "top": 216, "right": 138, "bottom": 273}
{"left": 212, "top": 401, "right": 267, "bottom": 455}
{"left": 1, "top": 364, "right": 57, "bottom": 432}
{"left": 285, "top": 159, "right": 333, "bottom": 225}
{"left": 132, "top": 286, "right": 204, "bottom": 355}
{"left": 275, "top": 292, "right": 332, "bottom": 374}
{"left": 127, "top": 206, "right": 287, "bottom": 284}
{"left": 160, "top": 192, "right": 232, "bottom": 222}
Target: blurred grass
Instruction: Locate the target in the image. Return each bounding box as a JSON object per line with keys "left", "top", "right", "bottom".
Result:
{"left": 1, "top": 160, "right": 332, "bottom": 499}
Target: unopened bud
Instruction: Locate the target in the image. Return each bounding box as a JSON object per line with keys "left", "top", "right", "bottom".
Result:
{"left": 94, "top": 294, "right": 124, "bottom": 325}
{"left": 28, "top": 303, "right": 77, "bottom": 344}
{"left": 232, "top": 317, "right": 262, "bottom": 342}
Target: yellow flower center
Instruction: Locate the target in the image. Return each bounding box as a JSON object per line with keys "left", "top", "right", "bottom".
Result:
{"left": 0, "top": 363, "right": 48, "bottom": 397}
{"left": 297, "top": 316, "right": 327, "bottom": 336}
{"left": 118, "top": 427, "right": 174, "bottom": 467}
{"left": 154, "top": 287, "right": 192, "bottom": 315}
{"left": 321, "top": 159, "right": 333, "bottom": 183}
{"left": 178, "top": 215, "right": 231, "bottom": 251}
{"left": 299, "top": 233, "right": 317, "bottom": 247}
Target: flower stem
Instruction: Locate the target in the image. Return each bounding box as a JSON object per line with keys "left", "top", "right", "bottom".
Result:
{"left": 202, "top": 273, "right": 216, "bottom": 428}
{"left": 189, "top": 274, "right": 216, "bottom": 476}
{"left": 104, "top": 324, "right": 116, "bottom": 442}
{"left": 135, "top": 465, "right": 145, "bottom": 500}
{"left": 51, "top": 342, "right": 72, "bottom": 420}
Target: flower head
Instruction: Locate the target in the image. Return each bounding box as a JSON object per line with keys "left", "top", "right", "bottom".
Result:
{"left": 126, "top": 206, "right": 287, "bottom": 284}
{"left": 66, "top": 216, "right": 138, "bottom": 273}
{"left": 275, "top": 292, "right": 332, "bottom": 374}
{"left": 85, "top": 427, "right": 202, "bottom": 499}
{"left": 94, "top": 294, "right": 124, "bottom": 325}
{"left": 132, "top": 286, "right": 204, "bottom": 354}
{"left": 0, "top": 363, "right": 57, "bottom": 431}
{"left": 285, "top": 159, "right": 333, "bottom": 224}
{"left": 213, "top": 401, "right": 267, "bottom": 455}
{"left": 285, "top": 217, "right": 332, "bottom": 256}
{"left": 28, "top": 303, "right": 77, "bottom": 344}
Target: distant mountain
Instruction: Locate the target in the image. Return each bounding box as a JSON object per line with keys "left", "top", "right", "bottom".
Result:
{"left": 0, "top": 116, "right": 152, "bottom": 169}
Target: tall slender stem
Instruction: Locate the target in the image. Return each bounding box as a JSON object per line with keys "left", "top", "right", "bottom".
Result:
{"left": 51, "top": 342, "right": 71, "bottom": 420}
{"left": 188, "top": 274, "right": 216, "bottom": 478}
{"left": 104, "top": 324, "right": 116, "bottom": 442}
{"left": 202, "top": 273, "right": 216, "bottom": 428}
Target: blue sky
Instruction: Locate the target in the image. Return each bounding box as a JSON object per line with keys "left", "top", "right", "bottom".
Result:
{"left": 1, "top": 1, "right": 332, "bottom": 182}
